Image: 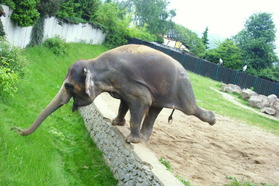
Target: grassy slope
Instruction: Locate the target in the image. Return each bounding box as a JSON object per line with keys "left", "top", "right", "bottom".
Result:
{"left": 189, "top": 72, "right": 279, "bottom": 135}
{"left": 0, "top": 44, "right": 117, "bottom": 185}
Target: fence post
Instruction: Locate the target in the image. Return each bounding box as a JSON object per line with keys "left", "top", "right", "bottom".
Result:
{"left": 274, "top": 83, "right": 279, "bottom": 97}
{"left": 214, "top": 65, "right": 220, "bottom": 80}
{"left": 181, "top": 54, "right": 186, "bottom": 67}
{"left": 197, "top": 59, "right": 203, "bottom": 74}
{"left": 167, "top": 49, "right": 171, "bottom": 56}
{"left": 233, "top": 71, "right": 239, "bottom": 84}
{"left": 253, "top": 77, "right": 259, "bottom": 90}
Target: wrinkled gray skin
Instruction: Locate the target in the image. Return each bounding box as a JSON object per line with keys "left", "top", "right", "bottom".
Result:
{"left": 12, "top": 44, "right": 216, "bottom": 143}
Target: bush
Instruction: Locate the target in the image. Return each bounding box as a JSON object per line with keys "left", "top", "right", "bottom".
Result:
{"left": 43, "top": 36, "right": 68, "bottom": 55}
{"left": 128, "top": 25, "right": 157, "bottom": 42}
{"left": 0, "top": 37, "right": 27, "bottom": 96}
{"left": 0, "top": 66, "right": 18, "bottom": 96}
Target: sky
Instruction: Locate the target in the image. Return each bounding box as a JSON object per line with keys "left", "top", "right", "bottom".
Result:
{"left": 169, "top": 0, "right": 279, "bottom": 54}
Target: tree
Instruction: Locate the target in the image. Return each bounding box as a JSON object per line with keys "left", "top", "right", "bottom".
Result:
{"left": 233, "top": 13, "right": 278, "bottom": 71}
{"left": 201, "top": 27, "right": 209, "bottom": 49}
{"left": 56, "top": 0, "right": 101, "bottom": 23}
{"left": 204, "top": 39, "right": 243, "bottom": 70}
{"left": 172, "top": 24, "right": 206, "bottom": 57}
{"left": 36, "top": 0, "right": 62, "bottom": 18}
{"left": 132, "top": 0, "right": 176, "bottom": 35}
{"left": 95, "top": 2, "right": 130, "bottom": 47}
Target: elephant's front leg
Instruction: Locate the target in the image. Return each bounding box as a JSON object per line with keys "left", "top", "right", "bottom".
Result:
{"left": 126, "top": 102, "right": 149, "bottom": 143}
{"left": 112, "top": 99, "right": 128, "bottom": 126}
{"left": 140, "top": 107, "right": 162, "bottom": 141}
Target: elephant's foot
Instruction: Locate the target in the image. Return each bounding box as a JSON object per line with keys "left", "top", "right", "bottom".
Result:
{"left": 111, "top": 118, "right": 126, "bottom": 126}
{"left": 140, "top": 133, "right": 150, "bottom": 141}
{"left": 199, "top": 110, "right": 216, "bottom": 125}
{"left": 126, "top": 134, "right": 141, "bottom": 143}
{"left": 140, "top": 130, "right": 152, "bottom": 141}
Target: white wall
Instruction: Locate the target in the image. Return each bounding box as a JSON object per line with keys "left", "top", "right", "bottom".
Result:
{"left": 1, "top": 5, "right": 32, "bottom": 48}
{"left": 0, "top": 5, "right": 106, "bottom": 48}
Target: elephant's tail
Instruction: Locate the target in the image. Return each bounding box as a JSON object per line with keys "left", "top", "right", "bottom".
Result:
{"left": 168, "top": 109, "right": 175, "bottom": 123}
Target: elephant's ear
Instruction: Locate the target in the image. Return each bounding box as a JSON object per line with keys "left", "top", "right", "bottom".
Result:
{"left": 84, "top": 68, "right": 94, "bottom": 97}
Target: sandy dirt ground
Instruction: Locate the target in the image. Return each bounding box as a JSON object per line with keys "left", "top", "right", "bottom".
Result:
{"left": 100, "top": 93, "right": 279, "bottom": 186}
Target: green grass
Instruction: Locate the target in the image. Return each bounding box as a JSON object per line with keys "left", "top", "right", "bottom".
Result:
{"left": 0, "top": 43, "right": 117, "bottom": 185}
{"left": 159, "top": 157, "right": 191, "bottom": 186}
{"left": 188, "top": 72, "right": 279, "bottom": 136}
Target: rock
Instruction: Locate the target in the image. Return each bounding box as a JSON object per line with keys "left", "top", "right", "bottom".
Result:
{"left": 261, "top": 107, "right": 276, "bottom": 115}
{"left": 267, "top": 94, "right": 278, "bottom": 106}
{"left": 248, "top": 95, "right": 269, "bottom": 109}
{"left": 221, "top": 84, "right": 242, "bottom": 94}
{"left": 221, "top": 84, "right": 234, "bottom": 93}
{"left": 270, "top": 99, "right": 279, "bottom": 118}
{"left": 241, "top": 89, "right": 257, "bottom": 100}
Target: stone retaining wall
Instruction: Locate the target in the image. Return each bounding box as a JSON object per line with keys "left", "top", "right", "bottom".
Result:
{"left": 79, "top": 96, "right": 183, "bottom": 186}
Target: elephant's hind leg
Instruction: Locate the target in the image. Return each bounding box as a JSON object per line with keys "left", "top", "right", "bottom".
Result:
{"left": 194, "top": 107, "right": 216, "bottom": 125}
{"left": 140, "top": 107, "right": 162, "bottom": 141}
{"left": 127, "top": 101, "right": 149, "bottom": 143}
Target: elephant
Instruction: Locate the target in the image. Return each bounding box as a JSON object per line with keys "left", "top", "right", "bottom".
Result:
{"left": 12, "top": 44, "right": 216, "bottom": 143}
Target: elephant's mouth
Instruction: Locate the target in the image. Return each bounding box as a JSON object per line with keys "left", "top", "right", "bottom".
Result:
{"left": 72, "top": 96, "right": 94, "bottom": 112}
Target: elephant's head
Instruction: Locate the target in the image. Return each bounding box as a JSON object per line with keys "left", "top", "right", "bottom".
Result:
{"left": 12, "top": 60, "right": 98, "bottom": 136}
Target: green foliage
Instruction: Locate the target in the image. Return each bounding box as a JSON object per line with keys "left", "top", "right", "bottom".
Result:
{"left": 0, "top": 20, "right": 4, "bottom": 36}
{"left": 56, "top": 0, "right": 83, "bottom": 23}
{"left": 172, "top": 24, "right": 206, "bottom": 57}
{"left": 43, "top": 36, "right": 68, "bottom": 55}
{"left": 11, "top": 0, "right": 40, "bottom": 27}
{"left": 132, "top": 0, "right": 176, "bottom": 35}
{"left": 0, "top": 66, "right": 18, "bottom": 96}
{"left": 56, "top": 0, "right": 101, "bottom": 24}
{"left": 159, "top": 157, "right": 190, "bottom": 185}
{"left": 128, "top": 24, "right": 157, "bottom": 42}
{"left": 176, "top": 175, "right": 191, "bottom": 186}
{"left": 225, "top": 176, "right": 259, "bottom": 186}
{"left": 0, "top": 37, "right": 27, "bottom": 96}
{"left": 0, "top": 0, "right": 15, "bottom": 9}
{"left": 0, "top": 6, "right": 5, "bottom": 36}
{"left": 36, "top": 0, "right": 62, "bottom": 17}
{"left": 258, "top": 65, "right": 279, "bottom": 82}
{"left": 201, "top": 27, "right": 209, "bottom": 49}
{"left": 96, "top": 2, "right": 130, "bottom": 47}
{"left": 233, "top": 13, "right": 278, "bottom": 72}
{"left": 159, "top": 157, "right": 173, "bottom": 172}
{"left": 204, "top": 39, "right": 243, "bottom": 70}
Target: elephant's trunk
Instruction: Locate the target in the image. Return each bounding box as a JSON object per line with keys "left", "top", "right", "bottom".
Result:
{"left": 11, "top": 84, "right": 72, "bottom": 136}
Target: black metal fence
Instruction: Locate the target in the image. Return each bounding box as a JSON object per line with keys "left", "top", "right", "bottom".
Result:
{"left": 129, "top": 38, "right": 279, "bottom": 97}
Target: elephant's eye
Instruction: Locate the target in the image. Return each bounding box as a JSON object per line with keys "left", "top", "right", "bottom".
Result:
{"left": 65, "top": 83, "right": 74, "bottom": 91}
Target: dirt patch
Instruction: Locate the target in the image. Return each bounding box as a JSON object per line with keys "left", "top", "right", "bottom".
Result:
{"left": 100, "top": 93, "right": 279, "bottom": 186}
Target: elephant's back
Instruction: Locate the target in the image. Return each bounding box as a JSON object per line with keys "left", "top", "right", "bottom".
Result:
{"left": 96, "top": 44, "right": 190, "bottom": 108}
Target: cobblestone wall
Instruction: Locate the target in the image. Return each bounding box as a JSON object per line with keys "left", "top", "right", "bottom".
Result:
{"left": 80, "top": 104, "right": 161, "bottom": 185}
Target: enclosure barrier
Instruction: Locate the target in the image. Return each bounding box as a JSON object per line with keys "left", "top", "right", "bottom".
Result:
{"left": 128, "top": 38, "right": 279, "bottom": 97}
{"left": 79, "top": 96, "right": 184, "bottom": 186}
